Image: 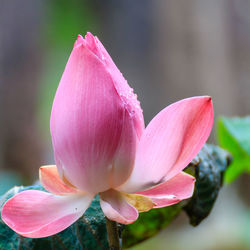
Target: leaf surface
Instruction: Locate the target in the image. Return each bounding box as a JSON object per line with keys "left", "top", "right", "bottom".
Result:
{"left": 183, "top": 144, "right": 231, "bottom": 226}
{"left": 217, "top": 116, "right": 250, "bottom": 183}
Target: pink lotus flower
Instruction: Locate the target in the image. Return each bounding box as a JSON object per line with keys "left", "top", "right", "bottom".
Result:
{"left": 1, "top": 32, "right": 214, "bottom": 238}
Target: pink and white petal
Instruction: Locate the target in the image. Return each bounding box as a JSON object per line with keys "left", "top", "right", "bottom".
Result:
{"left": 73, "top": 34, "right": 85, "bottom": 49}
{"left": 1, "top": 190, "right": 93, "bottom": 238}
{"left": 110, "top": 109, "right": 139, "bottom": 188}
{"left": 136, "top": 172, "right": 195, "bottom": 208}
{"left": 39, "top": 165, "right": 81, "bottom": 195}
{"left": 74, "top": 32, "right": 145, "bottom": 139}
{"left": 119, "top": 96, "right": 213, "bottom": 192}
{"left": 100, "top": 190, "right": 138, "bottom": 225}
{"left": 85, "top": 32, "right": 145, "bottom": 138}
{"left": 50, "top": 43, "right": 135, "bottom": 194}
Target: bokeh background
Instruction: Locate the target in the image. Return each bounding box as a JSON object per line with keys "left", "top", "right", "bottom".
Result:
{"left": 1, "top": 1, "right": 250, "bottom": 249}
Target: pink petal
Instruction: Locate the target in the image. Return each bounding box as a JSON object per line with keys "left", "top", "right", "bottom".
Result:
{"left": 74, "top": 32, "right": 145, "bottom": 138}
{"left": 119, "top": 96, "right": 213, "bottom": 192}
{"left": 136, "top": 172, "right": 195, "bottom": 208}
{"left": 50, "top": 35, "right": 141, "bottom": 194}
{"left": 100, "top": 190, "right": 138, "bottom": 224}
{"left": 85, "top": 32, "right": 145, "bottom": 138}
{"left": 39, "top": 165, "right": 81, "bottom": 195}
{"left": 110, "top": 109, "right": 139, "bottom": 188}
{"left": 73, "top": 34, "right": 85, "bottom": 48}
{"left": 1, "top": 190, "right": 93, "bottom": 238}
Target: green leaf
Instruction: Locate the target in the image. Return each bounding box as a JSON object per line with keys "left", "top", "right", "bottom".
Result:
{"left": 217, "top": 116, "right": 250, "bottom": 183}
{"left": 0, "top": 186, "right": 109, "bottom": 250}
{"left": 122, "top": 204, "right": 181, "bottom": 249}
{"left": 184, "top": 144, "right": 231, "bottom": 226}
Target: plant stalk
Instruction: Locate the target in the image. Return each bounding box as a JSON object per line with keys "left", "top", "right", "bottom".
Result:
{"left": 105, "top": 217, "right": 121, "bottom": 250}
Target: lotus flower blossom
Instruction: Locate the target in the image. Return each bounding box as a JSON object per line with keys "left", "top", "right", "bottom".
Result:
{"left": 1, "top": 32, "right": 214, "bottom": 238}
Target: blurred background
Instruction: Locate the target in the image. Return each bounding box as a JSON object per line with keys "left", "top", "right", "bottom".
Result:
{"left": 0, "top": 0, "right": 250, "bottom": 249}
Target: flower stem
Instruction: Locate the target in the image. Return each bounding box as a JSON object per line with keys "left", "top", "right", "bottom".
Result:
{"left": 105, "top": 217, "right": 121, "bottom": 250}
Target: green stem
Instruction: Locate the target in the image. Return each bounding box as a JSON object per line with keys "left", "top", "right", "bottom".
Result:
{"left": 105, "top": 217, "right": 121, "bottom": 250}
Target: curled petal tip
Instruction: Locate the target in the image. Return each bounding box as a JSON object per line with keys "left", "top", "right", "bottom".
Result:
{"left": 74, "top": 32, "right": 96, "bottom": 50}
{"left": 85, "top": 31, "right": 94, "bottom": 39}
{"left": 200, "top": 95, "right": 212, "bottom": 104}
{"left": 77, "top": 34, "right": 84, "bottom": 40}
{"left": 74, "top": 34, "right": 84, "bottom": 48}
{"left": 84, "top": 32, "right": 97, "bottom": 49}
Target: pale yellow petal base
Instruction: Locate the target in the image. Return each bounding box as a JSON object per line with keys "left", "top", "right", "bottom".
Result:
{"left": 122, "top": 193, "right": 155, "bottom": 212}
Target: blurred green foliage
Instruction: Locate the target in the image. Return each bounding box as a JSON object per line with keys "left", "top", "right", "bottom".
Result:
{"left": 123, "top": 204, "right": 181, "bottom": 248}
{"left": 38, "top": 0, "right": 98, "bottom": 142}
{"left": 43, "top": 0, "right": 97, "bottom": 48}
{"left": 217, "top": 116, "right": 250, "bottom": 183}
